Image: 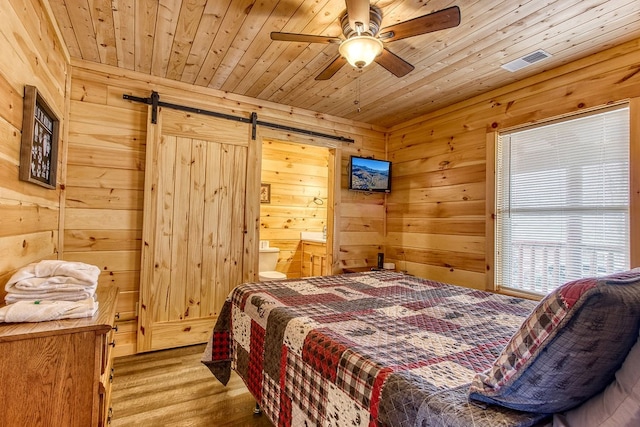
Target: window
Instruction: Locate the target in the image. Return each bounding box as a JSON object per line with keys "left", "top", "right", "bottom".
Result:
{"left": 496, "top": 106, "right": 630, "bottom": 295}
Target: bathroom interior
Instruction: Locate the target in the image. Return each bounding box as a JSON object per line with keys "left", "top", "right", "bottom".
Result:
{"left": 258, "top": 139, "right": 330, "bottom": 281}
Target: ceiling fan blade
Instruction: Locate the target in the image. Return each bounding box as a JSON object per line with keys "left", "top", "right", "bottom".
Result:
{"left": 378, "top": 6, "right": 461, "bottom": 42}
{"left": 374, "top": 48, "right": 414, "bottom": 77}
{"left": 316, "top": 55, "right": 348, "bottom": 80}
{"left": 346, "top": 0, "right": 371, "bottom": 33}
{"left": 270, "top": 32, "right": 341, "bottom": 44}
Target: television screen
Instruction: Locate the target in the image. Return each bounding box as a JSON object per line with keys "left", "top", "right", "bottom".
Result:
{"left": 348, "top": 156, "right": 391, "bottom": 193}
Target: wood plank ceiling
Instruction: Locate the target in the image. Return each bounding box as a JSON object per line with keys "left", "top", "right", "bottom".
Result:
{"left": 49, "top": 0, "right": 640, "bottom": 127}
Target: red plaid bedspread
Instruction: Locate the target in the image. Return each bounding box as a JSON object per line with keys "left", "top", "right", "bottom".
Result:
{"left": 202, "top": 271, "right": 547, "bottom": 427}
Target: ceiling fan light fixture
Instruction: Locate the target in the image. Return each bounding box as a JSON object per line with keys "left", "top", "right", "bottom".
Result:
{"left": 339, "top": 36, "right": 383, "bottom": 68}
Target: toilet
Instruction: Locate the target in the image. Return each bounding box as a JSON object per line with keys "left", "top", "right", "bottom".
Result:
{"left": 258, "top": 247, "right": 287, "bottom": 281}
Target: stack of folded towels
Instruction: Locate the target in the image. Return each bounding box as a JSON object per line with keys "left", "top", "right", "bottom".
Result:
{"left": 0, "top": 260, "right": 101, "bottom": 323}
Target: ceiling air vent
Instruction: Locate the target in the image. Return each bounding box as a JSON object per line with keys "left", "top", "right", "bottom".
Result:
{"left": 501, "top": 49, "right": 552, "bottom": 72}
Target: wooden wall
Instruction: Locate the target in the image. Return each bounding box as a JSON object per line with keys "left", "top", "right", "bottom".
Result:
{"left": 0, "top": 0, "right": 69, "bottom": 290}
{"left": 386, "top": 37, "right": 640, "bottom": 290}
{"left": 338, "top": 158, "right": 387, "bottom": 271}
{"left": 260, "top": 139, "right": 329, "bottom": 279}
{"left": 63, "top": 66, "right": 146, "bottom": 356}
{"left": 64, "top": 60, "right": 386, "bottom": 355}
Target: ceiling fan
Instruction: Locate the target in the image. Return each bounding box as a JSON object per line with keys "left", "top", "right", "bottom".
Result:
{"left": 270, "top": 0, "right": 461, "bottom": 80}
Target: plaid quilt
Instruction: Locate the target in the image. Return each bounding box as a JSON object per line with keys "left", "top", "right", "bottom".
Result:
{"left": 202, "top": 271, "right": 548, "bottom": 427}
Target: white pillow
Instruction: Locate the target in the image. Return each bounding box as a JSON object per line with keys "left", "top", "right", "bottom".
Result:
{"left": 553, "top": 330, "right": 640, "bottom": 427}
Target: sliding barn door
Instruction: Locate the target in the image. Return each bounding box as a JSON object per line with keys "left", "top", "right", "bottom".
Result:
{"left": 138, "top": 107, "right": 258, "bottom": 352}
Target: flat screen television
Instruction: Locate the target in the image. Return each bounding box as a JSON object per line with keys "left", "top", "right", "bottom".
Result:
{"left": 348, "top": 156, "right": 391, "bottom": 193}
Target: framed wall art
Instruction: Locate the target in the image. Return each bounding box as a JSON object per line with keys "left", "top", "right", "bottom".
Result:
{"left": 20, "top": 85, "right": 60, "bottom": 189}
{"left": 260, "top": 183, "right": 271, "bottom": 203}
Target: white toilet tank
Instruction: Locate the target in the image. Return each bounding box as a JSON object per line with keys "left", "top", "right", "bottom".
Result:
{"left": 259, "top": 247, "right": 279, "bottom": 271}
{"left": 258, "top": 247, "right": 286, "bottom": 281}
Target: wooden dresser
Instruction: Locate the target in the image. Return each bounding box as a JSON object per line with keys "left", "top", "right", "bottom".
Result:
{"left": 0, "top": 287, "right": 119, "bottom": 427}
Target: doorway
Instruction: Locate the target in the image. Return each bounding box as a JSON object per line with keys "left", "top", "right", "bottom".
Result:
{"left": 259, "top": 139, "right": 332, "bottom": 279}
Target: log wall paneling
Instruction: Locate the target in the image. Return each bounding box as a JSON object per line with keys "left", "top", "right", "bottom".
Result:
{"left": 387, "top": 38, "right": 640, "bottom": 289}
{"left": 64, "top": 72, "right": 145, "bottom": 333}
{"left": 0, "top": 0, "right": 69, "bottom": 293}
{"left": 338, "top": 151, "right": 387, "bottom": 270}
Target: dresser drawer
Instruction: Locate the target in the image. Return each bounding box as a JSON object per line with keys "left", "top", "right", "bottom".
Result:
{"left": 100, "top": 321, "right": 117, "bottom": 375}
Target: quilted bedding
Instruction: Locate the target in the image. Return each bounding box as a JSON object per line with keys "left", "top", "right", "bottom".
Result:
{"left": 202, "top": 271, "right": 548, "bottom": 427}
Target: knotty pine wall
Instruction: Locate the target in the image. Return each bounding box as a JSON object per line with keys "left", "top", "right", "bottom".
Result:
{"left": 338, "top": 165, "right": 386, "bottom": 270}
{"left": 386, "top": 37, "right": 640, "bottom": 290}
{"left": 63, "top": 66, "right": 146, "bottom": 357}
{"left": 64, "top": 60, "right": 385, "bottom": 355}
{"left": 260, "top": 139, "right": 329, "bottom": 279}
{"left": 0, "top": 0, "right": 69, "bottom": 292}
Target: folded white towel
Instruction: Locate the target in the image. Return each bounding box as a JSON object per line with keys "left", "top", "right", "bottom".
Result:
{"left": 5, "top": 289, "right": 96, "bottom": 304}
{"left": 10, "top": 276, "right": 97, "bottom": 292}
{"left": 6, "top": 260, "right": 101, "bottom": 291}
{"left": 0, "top": 298, "right": 98, "bottom": 323}
{"left": 34, "top": 260, "right": 100, "bottom": 283}
{"left": 5, "top": 260, "right": 101, "bottom": 305}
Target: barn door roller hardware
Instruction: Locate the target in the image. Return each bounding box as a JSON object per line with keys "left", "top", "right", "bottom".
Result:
{"left": 122, "top": 92, "right": 354, "bottom": 144}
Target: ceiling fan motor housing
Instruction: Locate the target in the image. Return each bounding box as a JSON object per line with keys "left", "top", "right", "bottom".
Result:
{"left": 341, "top": 6, "right": 383, "bottom": 38}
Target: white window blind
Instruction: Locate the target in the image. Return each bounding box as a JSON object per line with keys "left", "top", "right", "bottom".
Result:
{"left": 496, "top": 106, "right": 630, "bottom": 295}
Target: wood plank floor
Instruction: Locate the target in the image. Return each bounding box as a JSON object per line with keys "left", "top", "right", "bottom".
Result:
{"left": 110, "top": 344, "right": 274, "bottom": 426}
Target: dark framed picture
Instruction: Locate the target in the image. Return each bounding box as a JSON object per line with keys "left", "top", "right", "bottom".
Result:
{"left": 20, "top": 85, "right": 60, "bottom": 189}
{"left": 260, "top": 183, "right": 271, "bottom": 203}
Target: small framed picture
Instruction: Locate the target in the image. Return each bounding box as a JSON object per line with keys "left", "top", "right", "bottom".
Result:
{"left": 20, "top": 85, "right": 60, "bottom": 189}
{"left": 260, "top": 183, "right": 271, "bottom": 203}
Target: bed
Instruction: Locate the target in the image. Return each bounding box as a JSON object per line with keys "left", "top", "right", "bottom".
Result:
{"left": 202, "top": 269, "right": 640, "bottom": 427}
